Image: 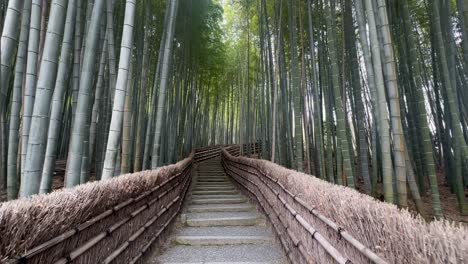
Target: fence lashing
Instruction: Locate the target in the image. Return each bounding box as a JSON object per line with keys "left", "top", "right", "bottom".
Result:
{"left": 222, "top": 152, "right": 387, "bottom": 264}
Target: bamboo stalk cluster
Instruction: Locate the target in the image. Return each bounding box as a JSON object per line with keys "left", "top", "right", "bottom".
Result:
{"left": 0, "top": 0, "right": 221, "bottom": 201}
{"left": 224, "top": 0, "right": 468, "bottom": 219}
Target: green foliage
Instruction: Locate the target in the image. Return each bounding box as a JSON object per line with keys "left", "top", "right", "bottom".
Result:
{"left": 188, "top": 0, "right": 226, "bottom": 86}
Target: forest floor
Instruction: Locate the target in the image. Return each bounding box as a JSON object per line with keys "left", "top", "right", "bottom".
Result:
{"left": 0, "top": 160, "right": 96, "bottom": 203}
{"left": 353, "top": 170, "right": 468, "bottom": 224}
{"left": 407, "top": 171, "right": 468, "bottom": 224}
{"left": 0, "top": 174, "right": 66, "bottom": 202}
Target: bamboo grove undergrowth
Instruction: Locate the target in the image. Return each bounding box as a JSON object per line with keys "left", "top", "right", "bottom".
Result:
{"left": 0, "top": 0, "right": 467, "bottom": 220}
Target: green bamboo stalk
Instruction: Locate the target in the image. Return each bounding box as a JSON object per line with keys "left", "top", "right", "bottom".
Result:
{"left": 102, "top": 0, "right": 136, "bottom": 179}
{"left": 6, "top": 0, "right": 31, "bottom": 199}
{"left": 39, "top": 0, "right": 77, "bottom": 193}
{"left": 21, "top": 0, "right": 70, "bottom": 196}
{"left": 324, "top": 0, "right": 354, "bottom": 187}
{"left": 65, "top": 0, "right": 106, "bottom": 187}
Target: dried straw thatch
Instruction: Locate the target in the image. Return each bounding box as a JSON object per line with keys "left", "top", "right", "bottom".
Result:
{"left": 222, "top": 149, "right": 468, "bottom": 264}
{"left": 0, "top": 155, "right": 193, "bottom": 263}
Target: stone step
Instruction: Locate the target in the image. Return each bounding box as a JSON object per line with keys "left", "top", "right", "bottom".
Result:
{"left": 198, "top": 175, "right": 229, "bottom": 179}
{"left": 191, "top": 194, "right": 244, "bottom": 200}
{"left": 174, "top": 235, "right": 273, "bottom": 246}
{"left": 195, "top": 180, "right": 229, "bottom": 183}
{"left": 194, "top": 186, "right": 233, "bottom": 190}
{"left": 194, "top": 184, "right": 233, "bottom": 188}
{"left": 198, "top": 175, "right": 226, "bottom": 177}
{"left": 197, "top": 179, "right": 227, "bottom": 181}
{"left": 197, "top": 179, "right": 229, "bottom": 182}
{"left": 185, "top": 212, "right": 262, "bottom": 227}
{"left": 191, "top": 190, "right": 238, "bottom": 195}
{"left": 197, "top": 179, "right": 226, "bottom": 183}
{"left": 196, "top": 182, "right": 230, "bottom": 185}
{"left": 191, "top": 197, "right": 246, "bottom": 205}
{"left": 158, "top": 244, "right": 286, "bottom": 263}
{"left": 176, "top": 226, "right": 271, "bottom": 236}
{"left": 161, "top": 262, "right": 283, "bottom": 264}
{"left": 174, "top": 226, "right": 273, "bottom": 246}
{"left": 195, "top": 181, "right": 231, "bottom": 184}
{"left": 193, "top": 186, "right": 235, "bottom": 191}
{"left": 186, "top": 203, "right": 254, "bottom": 213}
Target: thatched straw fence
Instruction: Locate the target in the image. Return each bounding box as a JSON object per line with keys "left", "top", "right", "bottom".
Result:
{"left": 222, "top": 148, "right": 468, "bottom": 264}
{"left": 0, "top": 154, "right": 194, "bottom": 264}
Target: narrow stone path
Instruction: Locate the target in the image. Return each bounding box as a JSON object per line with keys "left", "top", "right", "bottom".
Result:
{"left": 155, "top": 158, "right": 287, "bottom": 263}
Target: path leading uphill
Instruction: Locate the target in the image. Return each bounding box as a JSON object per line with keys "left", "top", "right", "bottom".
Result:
{"left": 151, "top": 158, "right": 287, "bottom": 263}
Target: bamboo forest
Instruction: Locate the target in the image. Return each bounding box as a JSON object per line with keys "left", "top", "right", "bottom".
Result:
{"left": 0, "top": 0, "right": 467, "bottom": 263}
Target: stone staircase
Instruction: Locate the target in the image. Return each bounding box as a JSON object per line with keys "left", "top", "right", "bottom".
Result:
{"left": 154, "top": 159, "right": 286, "bottom": 264}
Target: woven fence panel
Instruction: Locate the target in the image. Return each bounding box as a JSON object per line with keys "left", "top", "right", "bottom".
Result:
{"left": 1, "top": 155, "right": 193, "bottom": 264}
